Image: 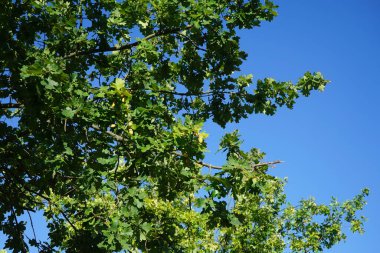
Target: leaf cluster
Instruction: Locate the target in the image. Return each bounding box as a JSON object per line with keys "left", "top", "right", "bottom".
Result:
{"left": 0, "top": 0, "right": 367, "bottom": 252}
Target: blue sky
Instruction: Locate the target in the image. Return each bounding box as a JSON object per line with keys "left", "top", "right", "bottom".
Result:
{"left": 2, "top": 0, "right": 379, "bottom": 252}
{"left": 205, "top": 0, "right": 379, "bottom": 252}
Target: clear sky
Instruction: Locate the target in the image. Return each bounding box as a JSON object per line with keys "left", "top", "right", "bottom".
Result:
{"left": 205, "top": 0, "right": 379, "bottom": 252}
{"left": 2, "top": 1, "right": 379, "bottom": 252}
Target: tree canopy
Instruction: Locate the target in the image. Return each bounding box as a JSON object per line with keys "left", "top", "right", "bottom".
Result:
{"left": 0, "top": 0, "right": 368, "bottom": 252}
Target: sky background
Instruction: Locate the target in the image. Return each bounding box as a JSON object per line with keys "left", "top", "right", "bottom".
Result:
{"left": 1, "top": 0, "right": 379, "bottom": 252}
{"left": 205, "top": 0, "right": 379, "bottom": 252}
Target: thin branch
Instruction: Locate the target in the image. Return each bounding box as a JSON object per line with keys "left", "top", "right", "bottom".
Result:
{"left": 4, "top": 169, "right": 79, "bottom": 234}
{"left": 27, "top": 210, "right": 37, "bottom": 243}
{"left": 174, "top": 151, "right": 283, "bottom": 170}
{"left": 170, "top": 150, "right": 223, "bottom": 169}
{"left": 177, "top": 32, "right": 207, "bottom": 52}
{"left": 0, "top": 102, "right": 21, "bottom": 109}
{"left": 92, "top": 124, "right": 124, "bottom": 142}
{"left": 10, "top": 206, "right": 28, "bottom": 253}
{"left": 59, "top": 211, "right": 78, "bottom": 233}
{"left": 173, "top": 152, "right": 223, "bottom": 170}
{"left": 114, "top": 155, "right": 120, "bottom": 205}
{"left": 64, "top": 25, "right": 193, "bottom": 58}
{"left": 253, "top": 160, "right": 283, "bottom": 168}
{"left": 23, "top": 233, "right": 43, "bottom": 252}
{"left": 78, "top": 0, "right": 83, "bottom": 29}
{"left": 150, "top": 89, "right": 234, "bottom": 97}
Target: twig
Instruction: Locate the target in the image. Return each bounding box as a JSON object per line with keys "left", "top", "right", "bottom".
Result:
{"left": 172, "top": 151, "right": 223, "bottom": 169}
{"left": 78, "top": 0, "right": 83, "bottom": 29}
{"left": 177, "top": 32, "right": 207, "bottom": 52}
{"left": 92, "top": 124, "right": 124, "bottom": 142}
{"left": 172, "top": 151, "right": 283, "bottom": 170}
{"left": 60, "top": 211, "right": 78, "bottom": 233}
{"left": 114, "top": 155, "right": 120, "bottom": 205}
{"left": 10, "top": 206, "right": 28, "bottom": 253}
{"left": 253, "top": 160, "right": 283, "bottom": 168}
{"left": 0, "top": 102, "right": 21, "bottom": 109}
{"left": 149, "top": 89, "right": 234, "bottom": 97}
{"left": 27, "top": 210, "right": 37, "bottom": 243}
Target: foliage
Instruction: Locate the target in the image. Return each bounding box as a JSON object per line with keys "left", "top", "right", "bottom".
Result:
{"left": 0, "top": 0, "right": 368, "bottom": 252}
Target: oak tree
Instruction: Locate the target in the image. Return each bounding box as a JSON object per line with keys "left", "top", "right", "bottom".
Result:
{"left": 0, "top": 0, "right": 368, "bottom": 252}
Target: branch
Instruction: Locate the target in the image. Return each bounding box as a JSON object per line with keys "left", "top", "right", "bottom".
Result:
{"left": 3, "top": 169, "right": 78, "bottom": 233}
{"left": 10, "top": 206, "right": 28, "bottom": 253}
{"left": 92, "top": 125, "right": 283, "bottom": 171}
{"left": 0, "top": 103, "right": 21, "bottom": 109}
{"left": 27, "top": 210, "right": 37, "bottom": 244}
{"left": 91, "top": 124, "right": 124, "bottom": 142}
{"left": 197, "top": 160, "right": 223, "bottom": 170}
{"left": 150, "top": 89, "right": 234, "bottom": 97}
{"left": 65, "top": 25, "right": 193, "bottom": 58}
{"left": 199, "top": 160, "right": 283, "bottom": 170}
{"left": 176, "top": 32, "right": 207, "bottom": 52}
{"left": 253, "top": 160, "right": 283, "bottom": 168}
{"left": 173, "top": 151, "right": 283, "bottom": 170}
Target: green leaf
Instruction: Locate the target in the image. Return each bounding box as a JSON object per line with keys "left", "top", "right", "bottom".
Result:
{"left": 140, "top": 222, "right": 152, "bottom": 233}
{"left": 1, "top": 1, "right": 368, "bottom": 252}
{"left": 61, "top": 107, "right": 75, "bottom": 119}
{"left": 228, "top": 214, "right": 242, "bottom": 226}
{"left": 41, "top": 78, "right": 59, "bottom": 90}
